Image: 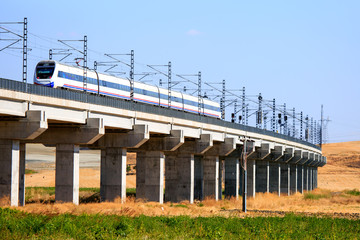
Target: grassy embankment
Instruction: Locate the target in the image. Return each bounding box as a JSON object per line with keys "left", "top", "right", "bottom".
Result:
{"left": 0, "top": 208, "right": 359, "bottom": 239}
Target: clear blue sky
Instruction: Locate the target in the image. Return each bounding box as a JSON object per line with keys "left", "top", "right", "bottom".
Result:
{"left": 1, "top": 0, "right": 359, "bottom": 143}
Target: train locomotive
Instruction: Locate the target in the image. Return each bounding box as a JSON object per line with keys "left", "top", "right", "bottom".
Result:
{"left": 34, "top": 60, "right": 220, "bottom": 118}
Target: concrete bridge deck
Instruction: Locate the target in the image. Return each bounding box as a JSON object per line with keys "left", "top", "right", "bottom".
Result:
{"left": 0, "top": 78, "right": 325, "bottom": 206}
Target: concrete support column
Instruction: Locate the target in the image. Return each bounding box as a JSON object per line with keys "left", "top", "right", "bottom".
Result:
{"left": 305, "top": 166, "right": 309, "bottom": 191}
{"left": 0, "top": 139, "right": 20, "bottom": 206}
{"left": 290, "top": 164, "right": 297, "bottom": 194}
{"left": 315, "top": 167, "right": 318, "bottom": 188}
{"left": 313, "top": 167, "right": 316, "bottom": 189}
{"left": 309, "top": 167, "right": 313, "bottom": 191}
{"left": 203, "top": 155, "right": 220, "bottom": 200}
{"left": 100, "top": 147, "right": 126, "bottom": 203}
{"left": 165, "top": 152, "right": 194, "bottom": 203}
{"left": 312, "top": 168, "right": 316, "bottom": 189}
{"left": 218, "top": 159, "right": 223, "bottom": 200}
{"left": 55, "top": 144, "right": 80, "bottom": 205}
{"left": 136, "top": 151, "right": 164, "bottom": 203}
{"left": 194, "top": 156, "right": 203, "bottom": 200}
{"left": 297, "top": 165, "right": 303, "bottom": 194}
{"left": 256, "top": 161, "right": 269, "bottom": 193}
{"left": 19, "top": 143, "right": 26, "bottom": 206}
{"left": 280, "top": 164, "right": 290, "bottom": 196}
{"left": 247, "top": 159, "right": 256, "bottom": 198}
{"left": 269, "top": 162, "right": 280, "bottom": 196}
{"left": 224, "top": 156, "right": 239, "bottom": 199}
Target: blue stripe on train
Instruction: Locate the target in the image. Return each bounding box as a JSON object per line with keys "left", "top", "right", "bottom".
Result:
{"left": 63, "top": 84, "right": 218, "bottom": 117}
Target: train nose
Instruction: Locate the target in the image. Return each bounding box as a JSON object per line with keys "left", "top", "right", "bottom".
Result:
{"left": 34, "top": 80, "right": 54, "bottom": 88}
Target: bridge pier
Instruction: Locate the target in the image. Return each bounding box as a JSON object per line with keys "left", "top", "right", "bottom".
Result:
{"left": 291, "top": 149, "right": 302, "bottom": 194}
{"left": 0, "top": 140, "right": 20, "bottom": 206}
{"left": 247, "top": 159, "right": 256, "bottom": 198}
{"left": 313, "top": 168, "right": 316, "bottom": 189}
{"left": 165, "top": 151, "right": 194, "bottom": 203}
{"left": 256, "top": 161, "right": 269, "bottom": 193}
{"left": 316, "top": 168, "right": 318, "bottom": 188}
{"left": 280, "top": 163, "right": 290, "bottom": 196}
{"left": 194, "top": 155, "right": 204, "bottom": 200}
{"left": 202, "top": 138, "right": 236, "bottom": 200}
{"left": 246, "top": 143, "right": 272, "bottom": 198}
{"left": 164, "top": 134, "right": 213, "bottom": 203}
{"left": 202, "top": 155, "right": 220, "bottom": 200}
{"left": 29, "top": 118, "right": 104, "bottom": 205}
{"left": 97, "top": 125, "right": 149, "bottom": 203}
{"left": 224, "top": 156, "right": 239, "bottom": 199}
{"left": 55, "top": 144, "right": 80, "bottom": 204}
{"left": 0, "top": 110, "right": 48, "bottom": 206}
{"left": 224, "top": 146, "right": 246, "bottom": 199}
{"left": 309, "top": 167, "right": 313, "bottom": 191}
{"left": 297, "top": 165, "right": 304, "bottom": 193}
{"left": 290, "top": 164, "right": 297, "bottom": 194}
{"left": 19, "top": 143, "right": 26, "bottom": 206}
{"left": 100, "top": 147, "right": 127, "bottom": 202}
{"left": 269, "top": 162, "right": 281, "bottom": 196}
{"left": 297, "top": 151, "right": 309, "bottom": 193}
{"left": 304, "top": 166, "right": 309, "bottom": 191}
{"left": 136, "top": 129, "right": 184, "bottom": 203}
{"left": 307, "top": 153, "right": 315, "bottom": 191}
{"left": 136, "top": 151, "right": 165, "bottom": 203}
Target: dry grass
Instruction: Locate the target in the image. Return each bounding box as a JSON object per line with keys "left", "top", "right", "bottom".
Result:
{"left": 0, "top": 196, "right": 10, "bottom": 206}
{"left": 0, "top": 188, "right": 356, "bottom": 219}
{"left": 247, "top": 189, "right": 360, "bottom": 214}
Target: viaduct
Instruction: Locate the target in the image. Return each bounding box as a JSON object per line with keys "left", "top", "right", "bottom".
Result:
{"left": 0, "top": 78, "right": 326, "bottom": 206}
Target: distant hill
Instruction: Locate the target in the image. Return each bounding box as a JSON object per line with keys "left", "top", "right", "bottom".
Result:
{"left": 319, "top": 141, "right": 360, "bottom": 190}
{"left": 322, "top": 141, "right": 360, "bottom": 168}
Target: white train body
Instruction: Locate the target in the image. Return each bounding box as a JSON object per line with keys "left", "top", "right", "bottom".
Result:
{"left": 34, "top": 60, "right": 220, "bottom": 118}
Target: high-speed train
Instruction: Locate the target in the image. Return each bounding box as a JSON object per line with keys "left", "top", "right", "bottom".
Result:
{"left": 34, "top": 60, "right": 220, "bottom": 118}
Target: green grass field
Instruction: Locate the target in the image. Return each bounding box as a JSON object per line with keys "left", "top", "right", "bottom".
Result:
{"left": 0, "top": 208, "right": 359, "bottom": 239}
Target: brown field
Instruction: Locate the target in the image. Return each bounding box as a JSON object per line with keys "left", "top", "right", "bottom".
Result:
{"left": 5, "top": 141, "right": 360, "bottom": 218}
{"left": 318, "top": 141, "right": 360, "bottom": 190}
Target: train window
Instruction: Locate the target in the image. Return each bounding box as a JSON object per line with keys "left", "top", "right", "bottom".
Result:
{"left": 36, "top": 67, "right": 54, "bottom": 79}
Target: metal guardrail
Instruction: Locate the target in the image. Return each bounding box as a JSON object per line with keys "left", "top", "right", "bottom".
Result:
{"left": 0, "top": 78, "right": 321, "bottom": 150}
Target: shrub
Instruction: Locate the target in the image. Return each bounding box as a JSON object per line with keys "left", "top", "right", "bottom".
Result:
{"left": 345, "top": 189, "right": 360, "bottom": 196}
{"left": 304, "top": 192, "right": 330, "bottom": 200}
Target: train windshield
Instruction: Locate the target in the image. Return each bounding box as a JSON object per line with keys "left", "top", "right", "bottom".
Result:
{"left": 36, "top": 66, "right": 54, "bottom": 79}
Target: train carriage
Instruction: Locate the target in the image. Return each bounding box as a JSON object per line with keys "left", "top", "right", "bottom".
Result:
{"left": 133, "top": 81, "right": 160, "bottom": 105}
{"left": 34, "top": 60, "right": 220, "bottom": 118}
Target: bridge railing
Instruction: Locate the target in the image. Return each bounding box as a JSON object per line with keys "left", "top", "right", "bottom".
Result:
{"left": 0, "top": 78, "right": 321, "bottom": 150}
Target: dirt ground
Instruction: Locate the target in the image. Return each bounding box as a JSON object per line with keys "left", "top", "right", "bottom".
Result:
{"left": 15, "top": 141, "right": 360, "bottom": 218}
